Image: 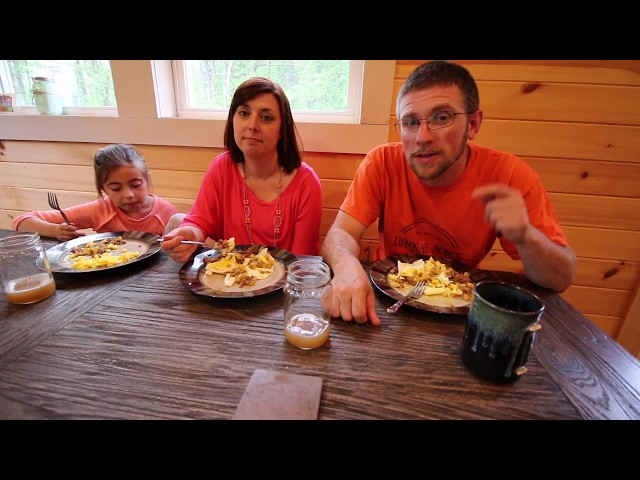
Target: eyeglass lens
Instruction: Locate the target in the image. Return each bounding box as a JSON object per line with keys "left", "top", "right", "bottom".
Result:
{"left": 396, "top": 111, "right": 463, "bottom": 134}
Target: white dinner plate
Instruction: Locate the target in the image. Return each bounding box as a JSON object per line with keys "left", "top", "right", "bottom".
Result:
{"left": 45, "top": 231, "right": 162, "bottom": 273}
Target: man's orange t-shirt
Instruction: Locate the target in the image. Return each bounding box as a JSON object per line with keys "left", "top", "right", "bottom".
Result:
{"left": 340, "top": 142, "right": 568, "bottom": 267}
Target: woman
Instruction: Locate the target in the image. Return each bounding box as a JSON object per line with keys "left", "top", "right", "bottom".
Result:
{"left": 162, "top": 77, "right": 323, "bottom": 262}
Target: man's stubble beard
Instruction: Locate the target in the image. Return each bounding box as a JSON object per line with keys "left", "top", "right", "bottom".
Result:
{"left": 408, "top": 134, "right": 469, "bottom": 183}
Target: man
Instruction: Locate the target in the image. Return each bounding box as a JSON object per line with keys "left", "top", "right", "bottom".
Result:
{"left": 321, "top": 60, "right": 576, "bottom": 326}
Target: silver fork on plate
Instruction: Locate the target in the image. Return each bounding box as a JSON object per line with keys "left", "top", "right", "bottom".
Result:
{"left": 47, "top": 192, "right": 71, "bottom": 225}
{"left": 387, "top": 281, "right": 427, "bottom": 314}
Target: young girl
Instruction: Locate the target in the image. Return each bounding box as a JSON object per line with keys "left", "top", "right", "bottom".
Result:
{"left": 12, "top": 143, "right": 182, "bottom": 241}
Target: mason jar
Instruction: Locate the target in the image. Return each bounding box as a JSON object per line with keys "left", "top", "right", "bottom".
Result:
{"left": 31, "top": 76, "right": 63, "bottom": 115}
{"left": 283, "top": 259, "right": 332, "bottom": 350}
{"left": 0, "top": 233, "right": 56, "bottom": 304}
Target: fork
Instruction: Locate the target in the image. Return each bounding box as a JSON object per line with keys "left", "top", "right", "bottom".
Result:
{"left": 47, "top": 192, "right": 71, "bottom": 225}
{"left": 157, "top": 238, "right": 206, "bottom": 246}
{"left": 387, "top": 281, "right": 427, "bottom": 314}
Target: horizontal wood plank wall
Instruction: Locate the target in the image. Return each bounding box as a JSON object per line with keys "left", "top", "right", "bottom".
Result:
{"left": 1, "top": 60, "right": 639, "bottom": 357}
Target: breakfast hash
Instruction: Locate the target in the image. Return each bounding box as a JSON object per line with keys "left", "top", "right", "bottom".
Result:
{"left": 203, "top": 239, "right": 276, "bottom": 287}
{"left": 68, "top": 236, "right": 141, "bottom": 270}
{"left": 387, "top": 257, "right": 474, "bottom": 302}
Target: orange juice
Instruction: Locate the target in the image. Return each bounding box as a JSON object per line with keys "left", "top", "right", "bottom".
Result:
{"left": 284, "top": 313, "right": 331, "bottom": 350}
{"left": 4, "top": 272, "right": 56, "bottom": 304}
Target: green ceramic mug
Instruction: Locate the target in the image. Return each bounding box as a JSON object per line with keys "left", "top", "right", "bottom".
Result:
{"left": 461, "top": 281, "right": 544, "bottom": 383}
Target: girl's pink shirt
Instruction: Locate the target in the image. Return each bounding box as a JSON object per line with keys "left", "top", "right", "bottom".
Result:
{"left": 12, "top": 194, "right": 178, "bottom": 235}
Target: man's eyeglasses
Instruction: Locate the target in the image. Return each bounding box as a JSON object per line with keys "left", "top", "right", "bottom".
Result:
{"left": 394, "top": 111, "right": 472, "bottom": 135}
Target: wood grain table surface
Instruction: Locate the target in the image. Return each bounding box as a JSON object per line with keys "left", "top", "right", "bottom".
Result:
{"left": 1, "top": 229, "right": 639, "bottom": 420}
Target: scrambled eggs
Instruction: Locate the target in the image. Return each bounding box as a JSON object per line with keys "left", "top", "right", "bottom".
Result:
{"left": 71, "top": 250, "right": 140, "bottom": 270}
{"left": 388, "top": 257, "right": 473, "bottom": 300}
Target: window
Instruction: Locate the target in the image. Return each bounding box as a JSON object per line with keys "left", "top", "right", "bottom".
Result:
{"left": 0, "top": 60, "right": 117, "bottom": 116}
{"left": 0, "top": 60, "right": 394, "bottom": 154}
{"left": 173, "top": 60, "right": 363, "bottom": 123}
{"left": 1, "top": 60, "right": 365, "bottom": 123}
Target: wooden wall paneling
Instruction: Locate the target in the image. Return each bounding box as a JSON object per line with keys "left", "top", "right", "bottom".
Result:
{"left": 561, "top": 286, "right": 631, "bottom": 318}
{"left": 135, "top": 145, "right": 223, "bottom": 171}
{"left": 572, "top": 258, "right": 640, "bottom": 290}
{"left": 459, "top": 61, "right": 640, "bottom": 85}
{"left": 480, "top": 83, "right": 640, "bottom": 125}
{"left": 522, "top": 157, "right": 640, "bottom": 197}
{"left": 395, "top": 61, "right": 640, "bottom": 85}
{"left": 0, "top": 141, "right": 101, "bottom": 165}
{"left": 0, "top": 163, "right": 95, "bottom": 191}
{"left": 303, "top": 152, "right": 363, "bottom": 180}
{"left": 549, "top": 193, "right": 640, "bottom": 230}
{"left": 321, "top": 179, "right": 354, "bottom": 209}
{"left": 0, "top": 163, "right": 204, "bottom": 201}
{"left": 145, "top": 170, "right": 203, "bottom": 199}
{"left": 564, "top": 226, "right": 640, "bottom": 262}
{"left": 473, "top": 121, "right": 639, "bottom": 163}
{"left": 0, "top": 187, "right": 100, "bottom": 211}
{"left": 0, "top": 140, "right": 222, "bottom": 172}
{"left": 391, "top": 79, "right": 640, "bottom": 125}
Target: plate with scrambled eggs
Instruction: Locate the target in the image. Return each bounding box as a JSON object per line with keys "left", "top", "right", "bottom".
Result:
{"left": 179, "top": 243, "right": 298, "bottom": 298}
{"left": 370, "top": 254, "right": 475, "bottom": 314}
{"left": 45, "top": 231, "right": 162, "bottom": 273}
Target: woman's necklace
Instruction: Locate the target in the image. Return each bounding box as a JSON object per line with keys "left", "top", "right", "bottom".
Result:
{"left": 240, "top": 165, "right": 283, "bottom": 247}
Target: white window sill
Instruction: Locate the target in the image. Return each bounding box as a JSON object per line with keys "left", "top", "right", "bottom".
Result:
{"left": 0, "top": 114, "right": 389, "bottom": 154}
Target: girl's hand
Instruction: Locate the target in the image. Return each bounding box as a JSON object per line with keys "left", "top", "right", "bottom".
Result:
{"left": 55, "top": 223, "right": 85, "bottom": 242}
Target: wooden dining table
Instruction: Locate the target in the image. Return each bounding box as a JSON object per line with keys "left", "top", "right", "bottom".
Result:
{"left": 1, "top": 228, "right": 639, "bottom": 420}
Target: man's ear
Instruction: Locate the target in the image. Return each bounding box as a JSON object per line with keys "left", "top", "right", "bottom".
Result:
{"left": 467, "top": 110, "right": 483, "bottom": 141}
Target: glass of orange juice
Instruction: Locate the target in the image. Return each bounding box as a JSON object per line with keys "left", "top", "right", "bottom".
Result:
{"left": 0, "top": 233, "right": 56, "bottom": 305}
{"left": 284, "top": 259, "right": 332, "bottom": 350}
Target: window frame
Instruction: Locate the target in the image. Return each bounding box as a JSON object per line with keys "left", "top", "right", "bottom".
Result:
{"left": 0, "top": 60, "right": 394, "bottom": 155}
{"left": 0, "top": 60, "right": 119, "bottom": 116}
{"left": 173, "top": 60, "right": 364, "bottom": 124}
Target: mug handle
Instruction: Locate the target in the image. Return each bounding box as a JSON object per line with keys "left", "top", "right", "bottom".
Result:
{"left": 514, "top": 323, "right": 542, "bottom": 376}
